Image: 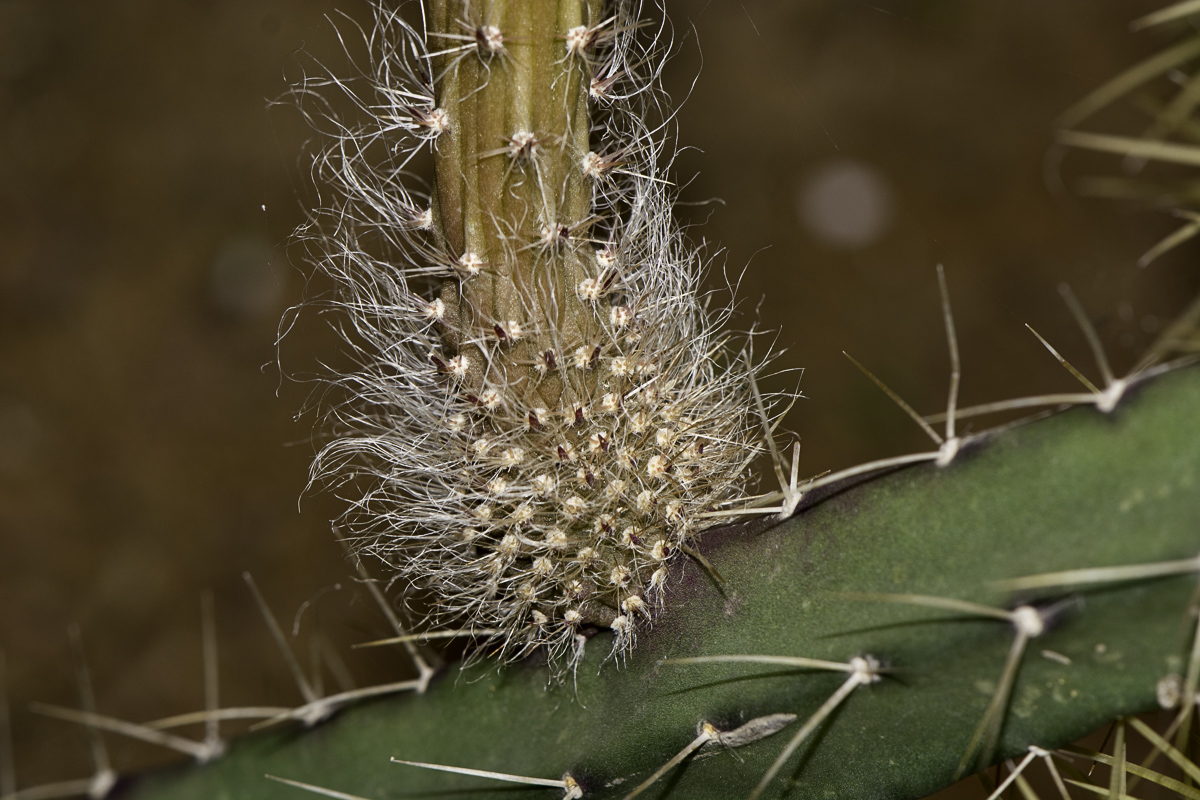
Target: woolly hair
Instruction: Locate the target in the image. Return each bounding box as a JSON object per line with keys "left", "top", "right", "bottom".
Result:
{"left": 287, "top": 0, "right": 784, "bottom": 669}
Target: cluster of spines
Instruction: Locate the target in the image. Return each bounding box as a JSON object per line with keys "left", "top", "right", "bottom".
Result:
{"left": 289, "top": 0, "right": 773, "bottom": 668}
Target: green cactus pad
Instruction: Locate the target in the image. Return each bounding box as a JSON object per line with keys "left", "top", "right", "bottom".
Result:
{"left": 125, "top": 364, "right": 1200, "bottom": 800}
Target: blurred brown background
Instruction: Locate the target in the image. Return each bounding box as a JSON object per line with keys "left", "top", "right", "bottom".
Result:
{"left": 0, "top": 0, "right": 1196, "bottom": 792}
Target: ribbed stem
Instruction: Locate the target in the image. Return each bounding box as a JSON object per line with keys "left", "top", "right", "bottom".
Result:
{"left": 430, "top": 0, "right": 601, "bottom": 412}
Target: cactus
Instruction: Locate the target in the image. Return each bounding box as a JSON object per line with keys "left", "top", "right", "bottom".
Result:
{"left": 115, "top": 361, "right": 1200, "bottom": 800}
{"left": 292, "top": 0, "right": 779, "bottom": 670}
{"left": 6, "top": 2, "right": 1200, "bottom": 800}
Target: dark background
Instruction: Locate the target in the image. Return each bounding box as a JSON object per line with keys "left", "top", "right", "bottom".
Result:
{"left": 1, "top": 0, "right": 1195, "bottom": 792}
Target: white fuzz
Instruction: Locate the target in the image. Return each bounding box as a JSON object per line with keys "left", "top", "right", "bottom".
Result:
{"left": 572, "top": 345, "right": 594, "bottom": 370}
{"left": 290, "top": 0, "right": 786, "bottom": 670}
{"left": 448, "top": 355, "right": 470, "bottom": 380}
{"left": 577, "top": 278, "right": 603, "bottom": 302}
{"left": 423, "top": 298, "right": 446, "bottom": 322}
{"left": 457, "top": 251, "right": 484, "bottom": 276}
{"left": 507, "top": 130, "right": 539, "bottom": 159}
{"left": 596, "top": 245, "right": 618, "bottom": 268}
{"left": 476, "top": 24, "right": 504, "bottom": 54}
